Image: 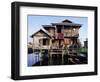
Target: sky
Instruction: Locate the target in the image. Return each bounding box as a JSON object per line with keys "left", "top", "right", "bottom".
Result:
{"left": 27, "top": 15, "right": 88, "bottom": 45}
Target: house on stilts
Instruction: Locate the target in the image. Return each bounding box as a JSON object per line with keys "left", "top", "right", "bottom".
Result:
{"left": 30, "top": 19, "right": 82, "bottom": 65}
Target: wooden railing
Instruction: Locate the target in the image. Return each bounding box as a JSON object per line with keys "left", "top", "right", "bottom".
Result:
{"left": 64, "top": 32, "right": 79, "bottom": 37}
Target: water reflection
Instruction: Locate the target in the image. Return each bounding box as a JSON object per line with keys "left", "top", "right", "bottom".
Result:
{"left": 28, "top": 52, "right": 87, "bottom": 67}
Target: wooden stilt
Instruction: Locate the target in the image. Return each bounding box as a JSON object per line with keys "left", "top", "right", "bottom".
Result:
{"left": 40, "top": 49, "right": 42, "bottom": 65}
{"left": 62, "top": 49, "right": 64, "bottom": 65}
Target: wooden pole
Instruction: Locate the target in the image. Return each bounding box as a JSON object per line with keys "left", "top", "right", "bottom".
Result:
{"left": 40, "top": 39, "right": 42, "bottom": 66}
{"left": 32, "top": 37, "right": 34, "bottom": 65}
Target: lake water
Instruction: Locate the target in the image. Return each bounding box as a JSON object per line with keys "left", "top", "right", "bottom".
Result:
{"left": 28, "top": 53, "right": 41, "bottom": 66}
{"left": 28, "top": 52, "right": 87, "bottom": 67}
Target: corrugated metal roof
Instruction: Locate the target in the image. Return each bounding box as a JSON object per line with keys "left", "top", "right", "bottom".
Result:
{"left": 51, "top": 22, "right": 81, "bottom": 26}
{"left": 30, "top": 29, "right": 51, "bottom": 38}
{"left": 42, "top": 25, "right": 55, "bottom": 27}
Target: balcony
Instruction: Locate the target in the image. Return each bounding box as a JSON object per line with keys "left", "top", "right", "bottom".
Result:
{"left": 64, "top": 32, "right": 79, "bottom": 37}
{"left": 55, "top": 33, "right": 64, "bottom": 39}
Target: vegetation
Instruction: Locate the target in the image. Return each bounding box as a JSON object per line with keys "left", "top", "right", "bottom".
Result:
{"left": 78, "top": 47, "right": 88, "bottom": 54}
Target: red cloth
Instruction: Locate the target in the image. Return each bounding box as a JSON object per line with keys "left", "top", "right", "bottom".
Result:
{"left": 55, "top": 33, "right": 64, "bottom": 39}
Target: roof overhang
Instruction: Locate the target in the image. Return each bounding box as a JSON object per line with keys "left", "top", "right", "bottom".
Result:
{"left": 52, "top": 23, "right": 82, "bottom": 27}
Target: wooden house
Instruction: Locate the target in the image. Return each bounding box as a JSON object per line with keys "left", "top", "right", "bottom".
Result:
{"left": 31, "top": 29, "right": 51, "bottom": 49}
{"left": 30, "top": 19, "right": 82, "bottom": 65}
{"left": 31, "top": 19, "right": 81, "bottom": 50}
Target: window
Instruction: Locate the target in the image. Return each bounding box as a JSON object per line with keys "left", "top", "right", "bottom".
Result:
{"left": 57, "top": 28, "right": 61, "bottom": 33}
{"left": 43, "top": 39, "right": 49, "bottom": 45}
{"left": 73, "top": 28, "right": 76, "bottom": 31}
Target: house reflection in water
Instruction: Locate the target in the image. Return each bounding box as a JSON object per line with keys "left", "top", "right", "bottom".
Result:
{"left": 28, "top": 19, "right": 87, "bottom": 66}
